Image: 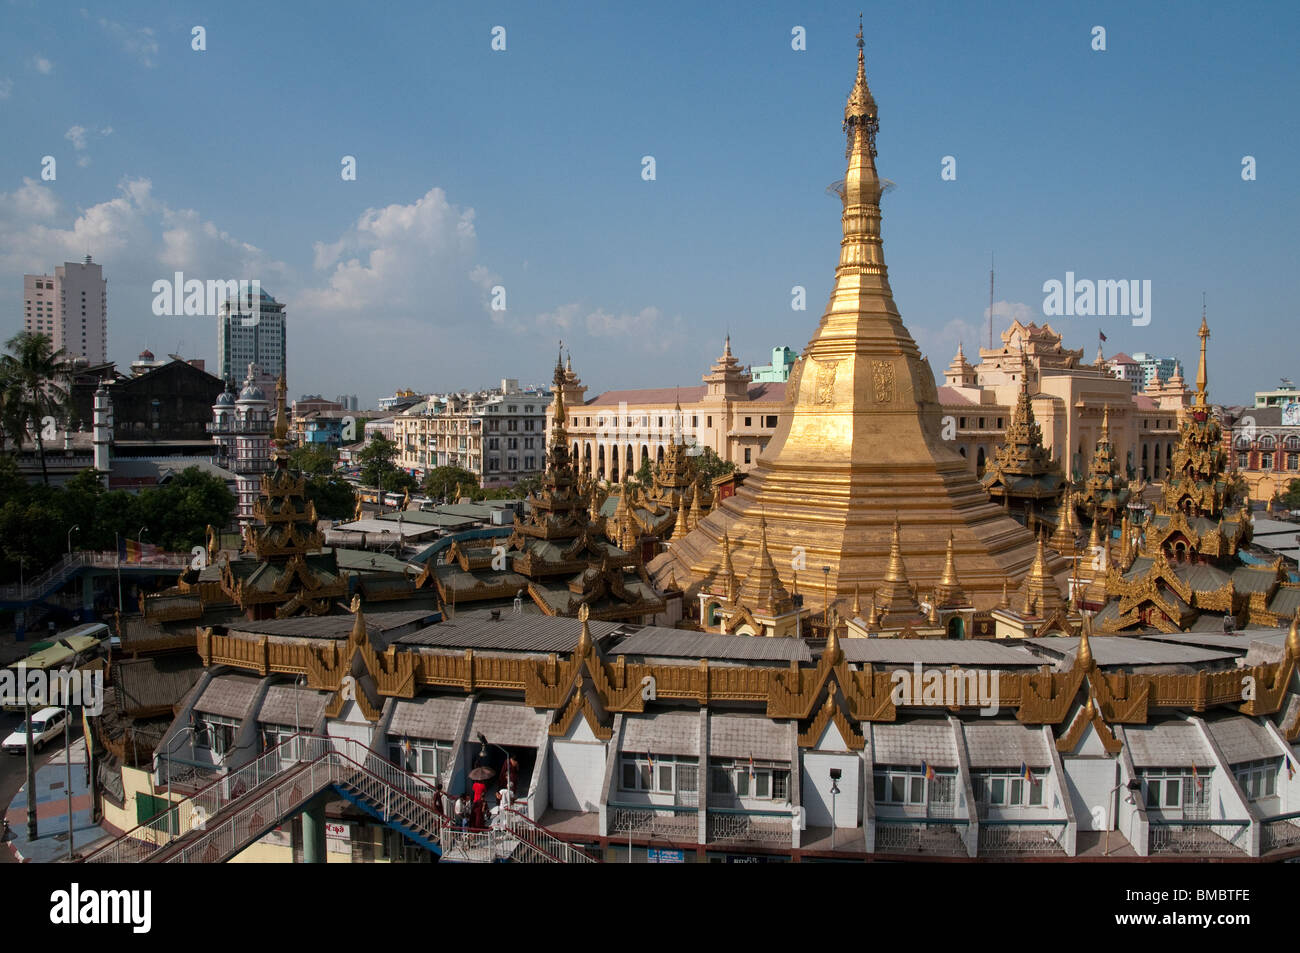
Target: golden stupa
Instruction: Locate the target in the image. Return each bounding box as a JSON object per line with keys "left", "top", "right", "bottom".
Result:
{"left": 649, "top": 25, "right": 1062, "bottom": 613}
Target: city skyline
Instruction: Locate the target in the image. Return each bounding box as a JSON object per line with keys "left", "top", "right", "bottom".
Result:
{"left": 1, "top": 1, "right": 1296, "bottom": 403}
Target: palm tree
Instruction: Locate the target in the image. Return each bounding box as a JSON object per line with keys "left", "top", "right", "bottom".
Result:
{"left": 1, "top": 332, "right": 72, "bottom": 485}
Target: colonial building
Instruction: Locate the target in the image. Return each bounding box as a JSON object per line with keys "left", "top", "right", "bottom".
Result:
{"left": 941, "top": 322, "right": 1187, "bottom": 485}
{"left": 1224, "top": 405, "right": 1300, "bottom": 502}
{"left": 209, "top": 364, "right": 274, "bottom": 526}
{"left": 393, "top": 381, "right": 548, "bottom": 488}
{"left": 552, "top": 341, "right": 787, "bottom": 481}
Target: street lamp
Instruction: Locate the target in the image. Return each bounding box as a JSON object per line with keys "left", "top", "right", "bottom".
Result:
{"left": 138, "top": 527, "right": 148, "bottom": 543}
{"left": 822, "top": 566, "right": 831, "bottom": 625}
{"left": 829, "top": 767, "right": 842, "bottom": 852}
{"left": 160, "top": 725, "right": 200, "bottom": 799}
{"left": 67, "top": 524, "right": 80, "bottom": 556}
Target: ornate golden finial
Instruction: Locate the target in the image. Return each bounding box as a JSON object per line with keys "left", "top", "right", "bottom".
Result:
{"left": 867, "top": 587, "right": 878, "bottom": 625}
{"left": 350, "top": 593, "right": 362, "bottom": 614}
{"left": 721, "top": 530, "right": 737, "bottom": 603}
{"left": 999, "top": 577, "right": 1010, "bottom": 609}
{"left": 349, "top": 595, "right": 366, "bottom": 643}
{"left": 1100, "top": 404, "right": 1111, "bottom": 438}
{"left": 927, "top": 588, "right": 940, "bottom": 625}
{"left": 825, "top": 618, "right": 841, "bottom": 663}
{"left": 936, "top": 529, "right": 967, "bottom": 607}
{"left": 852, "top": 582, "right": 862, "bottom": 617}
{"left": 1195, "top": 306, "right": 1211, "bottom": 407}
{"left": 844, "top": 14, "right": 878, "bottom": 157}
{"left": 1287, "top": 614, "right": 1300, "bottom": 659}
{"left": 576, "top": 602, "right": 591, "bottom": 655}
{"left": 1077, "top": 614, "right": 1095, "bottom": 670}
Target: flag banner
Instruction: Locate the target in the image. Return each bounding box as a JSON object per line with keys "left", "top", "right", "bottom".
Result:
{"left": 118, "top": 537, "right": 159, "bottom": 564}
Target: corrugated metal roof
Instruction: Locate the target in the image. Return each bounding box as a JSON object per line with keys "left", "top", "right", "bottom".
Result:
{"left": 469, "top": 701, "right": 549, "bottom": 748}
{"left": 1205, "top": 716, "right": 1281, "bottom": 766}
{"left": 114, "top": 656, "right": 204, "bottom": 714}
{"left": 257, "top": 685, "right": 329, "bottom": 729}
{"left": 194, "top": 674, "right": 263, "bottom": 719}
{"left": 708, "top": 713, "right": 791, "bottom": 761}
{"left": 1123, "top": 722, "right": 1214, "bottom": 767}
{"left": 1020, "top": 636, "right": 1237, "bottom": 667}
{"left": 395, "top": 611, "right": 622, "bottom": 653}
{"left": 622, "top": 711, "right": 701, "bottom": 757}
{"left": 841, "top": 639, "right": 1041, "bottom": 667}
{"left": 612, "top": 627, "right": 811, "bottom": 663}
{"left": 224, "top": 609, "right": 438, "bottom": 640}
{"left": 870, "top": 721, "right": 958, "bottom": 768}
{"left": 389, "top": 696, "right": 468, "bottom": 740}
{"left": 963, "top": 723, "right": 1049, "bottom": 768}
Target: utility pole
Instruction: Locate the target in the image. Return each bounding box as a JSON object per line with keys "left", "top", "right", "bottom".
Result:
{"left": 65, "top": 701, "right": 74, "bottom": 860}
{"left": 23, "top": 700, "right": 37, "bottom": 839}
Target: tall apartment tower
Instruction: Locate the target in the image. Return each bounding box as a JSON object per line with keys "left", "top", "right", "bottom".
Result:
{"left": 23, "top": 256, "right": 108, "bottom": 363}
{"left": 217, "top": 286, "right": 287, "bottom": 387}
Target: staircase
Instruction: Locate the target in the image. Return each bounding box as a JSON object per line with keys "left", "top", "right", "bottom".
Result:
{"left": 81, "top": 734, "right": 595, "bottom": 864}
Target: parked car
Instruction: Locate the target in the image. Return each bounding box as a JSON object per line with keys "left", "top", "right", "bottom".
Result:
{"left": 2, "top": 707, "right": 68, "bottom": 755}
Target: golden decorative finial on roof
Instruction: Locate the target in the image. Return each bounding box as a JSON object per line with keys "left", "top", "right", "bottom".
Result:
{"left": 349, "top": 595, "right": 366, "bottom": 643}
{"left": 1077, "top": 614, "right": 1095, "bottom": 670}
{"left": 936, "top": 529, "right": 967, "bottom": 607}
{"left": 1195, "top": 306, "right": 1211, "bottom": 407}
{"left": 1287, "top": 613, "right": 1300, "bottom": 659}
{"left": 576, "top": 602, "right": 591, "bottom": 655}
{"left": 721, "top": 530, "right": 737, "bottom": 603}
{"left": 999, "top": 577, "right": 1010, "bottom": 609}
{"left": 825, "top": 616, "right": 841, "bottom": 663}
{"left": 1100, "top": 404, "right": 1110, "bottom": 438}
{"left": 852, "top": 582, "right": 862, "bottom": 617}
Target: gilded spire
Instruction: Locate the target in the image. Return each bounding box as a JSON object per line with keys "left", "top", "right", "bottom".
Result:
{"left": 739, "top": 514, "right": 792, "bottom": 616}
{"left": 1077, "top": 613, "right": 1095, "bottom": 670}
{"left": 935, "top": 530, "right": 968, "bottom": 607}
{"left": 1016, "top": 530, "right": 1065, "bottom": 618}
{"left": 576, "top": 603, "right": 591, "bottom": 656}
{"left": 1195, "top": 307, "right": 1210, "bottom": 407}
{"left": 999, "top": 578, "right": 1010, "bottom": 609}
{"left": 852, "top": 582, "right": 862, "bottom": 617}
{"left": 1287, "top": 613, "right": 1300, "bottom": 659}
{"left": 876, "top": 515, "right": 920, "bottom": 622}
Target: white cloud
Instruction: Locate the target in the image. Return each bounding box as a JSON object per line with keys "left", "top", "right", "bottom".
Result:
{"left": 65, "top": 125, "right": 88, "bottom": 150}
{"left": 32, "top": 56, "right": 53, "bottom": 74}
{"left": 0, "top": 78, "right": 13, "bottom": 100}
{"left": 95, "top": 17, "right": 159, "bottom": 68}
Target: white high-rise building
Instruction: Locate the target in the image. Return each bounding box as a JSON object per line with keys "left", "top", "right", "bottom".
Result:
{"left": 217, "top": 287, "right": 286, "bottom": 387}
{"left": 23, "top": 256, "right": 108, "bottom": 363}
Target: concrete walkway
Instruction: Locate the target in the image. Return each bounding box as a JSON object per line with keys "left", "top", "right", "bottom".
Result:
{"left": 3, "top": 737, "right": 113, "bottom": 863}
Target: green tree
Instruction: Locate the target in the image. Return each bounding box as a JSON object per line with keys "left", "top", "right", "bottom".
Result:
{"left": 690, "top": 446, "right": 736, "bottom": 481}
{"left": 358, "top": 433, "right": 398, "bottom": 489}
{"left": 381, "top": 469, "right": 419, "bottom": 494}
{"left": 0, "top": 331, "right": 72, "bottom": 484}
{"left": 1282, "top": 479, "right": 1300, "bottom": 511}
{"left": 305, "top": 474, "right": 357, "bottom": 520}
{"left": 422, "top": 465, "right": 478, "bottom": 501}
{"left": 290, "top": 444, "right": 338, "bottom": 476}
{"left": 634, "top": 459, "right": 653, "bottom": 487}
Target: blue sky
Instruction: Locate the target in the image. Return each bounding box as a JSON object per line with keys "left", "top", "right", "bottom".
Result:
{"left": 1, "top": 0, "right": 1296, "bottom": 406}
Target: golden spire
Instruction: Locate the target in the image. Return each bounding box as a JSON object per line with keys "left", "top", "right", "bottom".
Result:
{"left": 688, "top": 479, "right": 703, "bottom": 529}
{"left": 1100, "top": 404, "right": 1110, "bottom": 440}
{"left": 791, "top": 569, "right": 799, "bottom": 596}
{"left": 1049, "top": 487, "right": 1077, "bottom": 556}
{"left": 927, "top": 587, "right": 940, "bottom": 625}
{"left": 1287, "top": 613, "right": 1300, "bottom": 659}
{"left": 1195, "top": 307, "right": 1210, "bottom": 407}
{"left": 876, "top": 515, "right": 920, "bottom": 622}
{"left": 741, "top": 514, "right": 792, "bottom": 615}
{"left": 721, "top": 531, "right": 737, "bottom": 603}
{"left": 349, "top": 594, "right": 367, "bottom": 646}
{"left": 1016, "top": 530, "right": 1065, "bottom": 618}
{"left": 1077, "top": 613, "right": 1095, "bottom": 670}
{"left": 675, "top": 484, "right": 690, "bottom": 537}
{"left": 852, "top": 582, "right": 862, "bottom": 617}
{"left": 825, "top": 614, "right": 842, "bottom": 663}
{"left": 935, "top": 529, "right": 968, "bottom": 607}
{"left": 273, "top": 373, "right": 289, "bottom": 442}
{"left": 867, "top": 587, "right": 878, "bottom": 626}
{"left": 576, "top": 603, "right": 591, "bottom": 656}
{"left": 998, "top": 578, "right": 1010, "bottom": 609}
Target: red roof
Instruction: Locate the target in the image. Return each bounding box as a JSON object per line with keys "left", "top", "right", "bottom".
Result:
{"left": 1107, "top": 352, "right": 1137, "bottom": 365}
{"left": 937, "top": 386, "right": 978, "bottom": 406}
{"left": 585, "top": 382, "right": 785, "bottom": 407}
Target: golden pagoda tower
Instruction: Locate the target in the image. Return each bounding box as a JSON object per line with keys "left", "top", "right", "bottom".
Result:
{"left": 1078, "top": 405, "right": 1131, "bottom": 523}
{"left": 649, "top": 24, "right": 1057, "bottom": 612}
{"left": 980, "top": 345, "right": 1065, "bottom": 519}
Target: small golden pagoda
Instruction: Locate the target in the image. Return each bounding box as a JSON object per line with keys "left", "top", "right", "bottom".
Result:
{"left": 1076, "top": 405, "right": 1131, "bottom": 525}
{"left": 422, "top": 351, "right": 666, "bottom": 622}
{"left": 218, "top": 375, "right": 349, "bottom": 619}
{"left": 649, "top": 25, "right": 1062, "bottom": 618}
{"left": 979, "top": 347, "right": 1066, "bottom": 520}
{"left": 1099, "top": 315, "right": 1297, "bottom": 632}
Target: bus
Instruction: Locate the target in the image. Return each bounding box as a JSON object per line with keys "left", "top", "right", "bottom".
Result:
{"left": 2, "top": 622, "right": 110, "bottom": 711}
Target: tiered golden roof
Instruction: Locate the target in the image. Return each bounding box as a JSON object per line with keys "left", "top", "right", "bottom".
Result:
{"left": 980, "top": 347, "right": 1065, "bottom": 514}
{"left": 1077, "top": 406, "right": 1131, "bottom": 524}
{"left": 649, "top": 28, "right": 1059, "bottom": 615}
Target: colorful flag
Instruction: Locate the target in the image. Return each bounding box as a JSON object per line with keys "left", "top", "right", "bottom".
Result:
{"left": 1021, "top": 762, "right": 1036, "bottom": 785}
{"left": 922, "top": 760, "right": 935, "bottom": 781}
{"left": 1099, "top": 330, "right": 1108, "bottom": 343}
{"left": 748, "top": 754, "right": 756, "bottom": 781}
{"left": 646, "top": 750, "right": 654, "bottom": 769}
{"left": 1287, "top": 756, "right": 1295, "bottom": 781}
{"left": 117, "top": 536, "right": 157, "bottom": 564}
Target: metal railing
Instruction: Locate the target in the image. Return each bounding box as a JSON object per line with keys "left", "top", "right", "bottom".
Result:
{"left": 874, "top": 816, "right": 968, "bottom": 854}
{"left": 1261, "top": 813, "right": 1300, "bottom": 853}
{"left": 1148, "top": 819, "right": 1250, "bottom": 856}
{"left": 83, "top": 734, "right": 595, "bottom": 864}
{"left": 0, "top": 550, "right": 190, "bottom": 603}
{"left": 706, "top": 808, "right": 794, "bottom": 847}
{"left": 977, "top": 819, "right": 1069, "bottom": 855}
{"left": 609, "top": 803, "right": 699, "bottom": 842}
